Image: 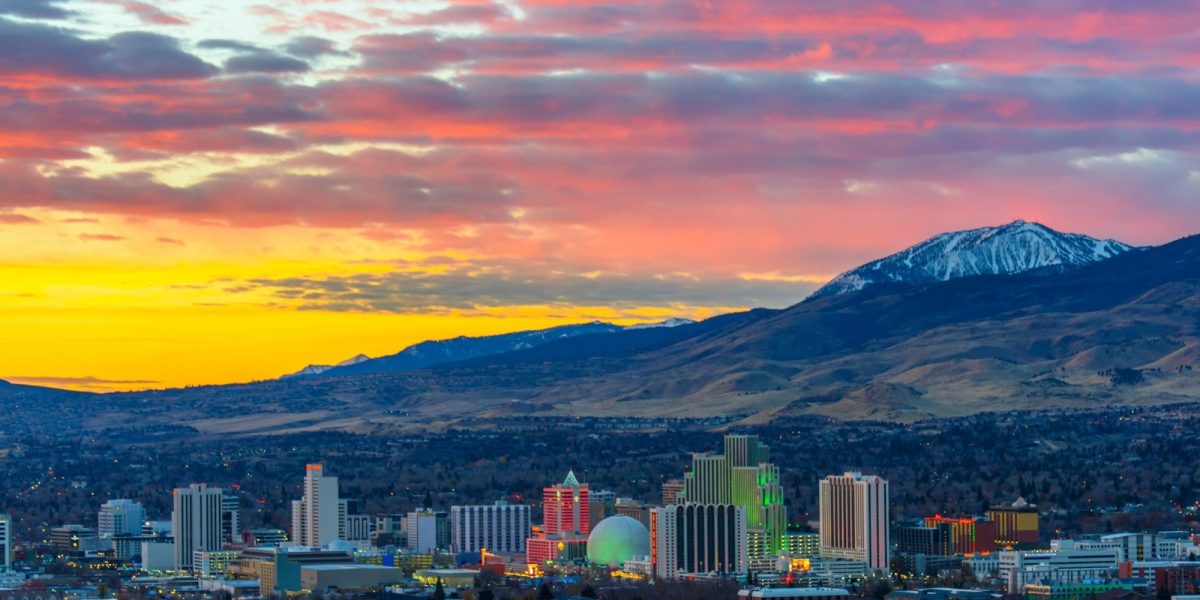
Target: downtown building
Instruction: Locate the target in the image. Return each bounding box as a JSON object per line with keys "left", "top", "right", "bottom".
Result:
{"left": 406, "top": 509, "right": 450, "bottom": 553}
{"left": 173, "top": 483, "right": 226, "bottom": 571}
{"left": 681, "top": 434, "right": 787, "bottom": 562}
{"left": 291, "top": 464, "right": 347, "bottom": 547}
{"left": 526, "top": 471, "right": 590, "bottom": 568}
{"left": 450, "top": 501, "right": 530, "bottom": 555}
{"left": 818, "top": 472, "right": 890, "bottom": 573}
{"left": 98, "top": 499, "right": 146, "bottom": 539}
{"left": 650, "top": 504, "right": 748, "bottom": 579}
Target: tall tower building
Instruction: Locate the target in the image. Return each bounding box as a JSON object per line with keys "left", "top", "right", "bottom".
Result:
{"left": 98, "top": 499, "right": 146, "bottom": 538}
{"left": 0, "top": 514, "right": 11, "bottom": 572}
{"left": 681, "top": 435, "right": 786, "bottom": 559}
{"left": 543, "top": 470, "right": 590, "bottom": 535}
{"left": 526, "top": 471, "right": 592, "bottom": 567}
{"left": 818, "top": 472, "right": 890, "bottom": 572}
{"left": 291, "top": 464, "right": 346, "bottom": 547}
{"left": 172, "top": 483, "right": 225, "bottom": 571}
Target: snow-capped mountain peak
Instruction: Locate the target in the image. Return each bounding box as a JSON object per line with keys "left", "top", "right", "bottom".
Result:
{"left": 811, "top": 220, "right": 1135, "bottom": 298}
{"left": 625, "top": 317, "right": 698, "bottom": 330}
{"left": 281, "top": 353, "right": 371, "bottom": 379}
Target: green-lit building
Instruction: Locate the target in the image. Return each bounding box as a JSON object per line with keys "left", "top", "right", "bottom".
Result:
{"left": 681, "top": 435, "right": 787, "bottom": 560}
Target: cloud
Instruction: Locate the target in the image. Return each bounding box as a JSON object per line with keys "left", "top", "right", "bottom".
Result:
{"left": 0, "top": 212, "right": 39, "bottom": 224}
{"left": 230, "top": 262, "right": 817, "bottom": 313}
{"left": 0, "top": 0, "right": 72, "bottom": 19}
{"left": 112, "top": 1, "right": 187, "bottom": 26}
{"left": 5, "top": 374, "right": 159, "bottom": 391}
{"left": 0, "top": 19, "right": 217, "bottom": 80}
{"left": 156, "top": 236, "right": 185, "bottom": 245}
{"left": 79, "top": 233, "right": 126, "bottom": 241}
{"left": 224, "top": 52, "right": 311, "bottom": 74}
{"left": 283, "top": 36, "right": 349, "bottom": 58}
{"left": 198, "top": 39, "right": 263, "bottom": 52}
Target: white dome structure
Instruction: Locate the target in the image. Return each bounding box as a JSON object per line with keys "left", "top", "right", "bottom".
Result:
{"left": 587, "top": 515, "right": 650, "bottom": 567}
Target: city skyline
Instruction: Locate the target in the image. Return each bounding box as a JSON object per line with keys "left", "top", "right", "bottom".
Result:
{"left": 3, "top": 1, "right": 1200, "bottom": 390}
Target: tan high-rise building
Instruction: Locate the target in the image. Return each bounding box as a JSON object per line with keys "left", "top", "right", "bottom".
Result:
{"left": 819, "top": 472, "right": 890, "bottom": 572}
{"left": 291, "top": 464, "right": 347, "bottom": 547}
{"left": 172, "top": 483, "right": 225, "bottom": 571}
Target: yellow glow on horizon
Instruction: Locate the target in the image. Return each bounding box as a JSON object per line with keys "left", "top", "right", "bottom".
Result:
{"left": 0, "top": 209, "right": 750, "bottom": 392}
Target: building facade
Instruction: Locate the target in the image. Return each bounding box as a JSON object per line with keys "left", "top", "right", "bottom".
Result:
{"left": 650, "top": 503, "right": 748, "bottom": 579}
{"left": 450, "top": 501, "right": 530, "bottom": 555}
{"left": 682, "top": 435, "right": 787, "bottom": 559}
{"left": 544, "top": 470, "right": 590, "bottom": 535}
{"left": 98, "top": 499, "right": 146, "bottom": 539}
{"left": 172, "top": 483, "right": 225, "bottom": 571}
{"left": 987, "top": 498, "right": 1039, "bottom": 548}
{"left": 818, "top": 472, "right": 890, "bottom": 572}
{"left": 291, "top": 464, "right": 346, "bottom": 547}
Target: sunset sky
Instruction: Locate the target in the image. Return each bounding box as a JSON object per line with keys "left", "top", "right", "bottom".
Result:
{"left": 3, "top": 0, "right": 1200, "bottom": 391}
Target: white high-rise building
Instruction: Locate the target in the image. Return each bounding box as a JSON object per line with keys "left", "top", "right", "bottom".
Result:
{"left": 0, "top": 513, "right": 11, "bottom": 572}
{"left": 819, "top": 472, "right": 890, "bottom": 572}
{"left": 450, "top": 501, "right": 530, "bottom": 555}
{"left": 650, "top": 504, "right": 748, "bottom": 579}
{"left": 172, "top": 483, "right": 225, "bottom": 571}
{"left": 291, "top": 464, "right": 346, "bottom": 547}
{"left": 98, "top": 499, "right": 146, "bottom": 539}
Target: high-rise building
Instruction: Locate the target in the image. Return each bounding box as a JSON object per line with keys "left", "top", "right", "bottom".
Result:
{"left": 544, "top": 470, "right": 590, "bottom": 535}
{"left": 291, "top": 464, "right": 346, "bottom": 547}
{"left": 819, "top": 472, "right": 890, "bottom": 572}
{"left": 682, "top": 435, "right": 786, "bottom": 559}
{"left": 0, "top": 514, "right": 11, "bottom": 572}
{"left": 650, "top": 504, "right": 748, "bottom": 579}
{"left": 407, "top": 509, "right": 449, "bottom": 553}
{"left": 527, "top": 471, "right": 592, "bottom": 568}
{"left": 173, "top": 483, "right": 225, "bottom": 571}
{"left": 987, "top": 498, "right": 1040, "bottom": 548}
{"left": 450, "top": 501, "right": 530, "bottom": 555}
{"left": 98, "top": 499, "right": 146, "bottom": 539}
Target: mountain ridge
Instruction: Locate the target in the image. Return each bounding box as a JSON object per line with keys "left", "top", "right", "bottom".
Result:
{"left": 812, "top": 220, "right": 1134, "bottom": 298}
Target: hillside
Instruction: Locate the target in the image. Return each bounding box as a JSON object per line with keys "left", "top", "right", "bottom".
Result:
{"left": 3, "top": 234, "right": 1198, "bottom": 437}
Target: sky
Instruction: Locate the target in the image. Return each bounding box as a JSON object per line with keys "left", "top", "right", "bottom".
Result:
{"left": 2, "top": 0, "right": 1200, "bottom": 391}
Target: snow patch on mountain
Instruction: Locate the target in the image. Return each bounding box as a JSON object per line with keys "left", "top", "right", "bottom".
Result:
{"left": 812, "top": 220, "right": 1135, "bottom": 298}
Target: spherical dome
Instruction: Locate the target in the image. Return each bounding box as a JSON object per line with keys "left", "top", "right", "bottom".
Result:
{"left": 587, "top": 516, "right": 650, "bottom": 567}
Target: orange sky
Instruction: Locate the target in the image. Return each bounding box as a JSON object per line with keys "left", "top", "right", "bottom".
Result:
{"left": 2, "top": 0, "right": 1197, "bottom": 390}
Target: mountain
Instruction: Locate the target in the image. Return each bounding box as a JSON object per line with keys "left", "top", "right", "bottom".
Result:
{"left": 282, "top": 354, "right": 371, "bottom": 379}
{"left": 7, "top": 226, "right": 1199, "bottom": 438}
{"left": 811, "top": 220, "right": 1134, "bottom": 298}
{"left": 297, "top": 318, "right": 700, "bottom": 379}
{"left": 318, "top": 321, "right": 626, "bottom": 377}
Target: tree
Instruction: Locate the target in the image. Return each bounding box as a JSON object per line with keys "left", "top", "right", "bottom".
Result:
{"left": 538, "top": 582, "right": 555, "bottom": 600}
{"left": 433, "top": 579, "right": 447, "bottom": 600}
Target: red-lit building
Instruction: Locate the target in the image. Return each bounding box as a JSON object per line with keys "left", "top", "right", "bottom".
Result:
{"left": 527, "top": 471, "right": 590, "bottom": 569}
{"left": 543, "top": 470, "right": 589, "bottom": 535}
